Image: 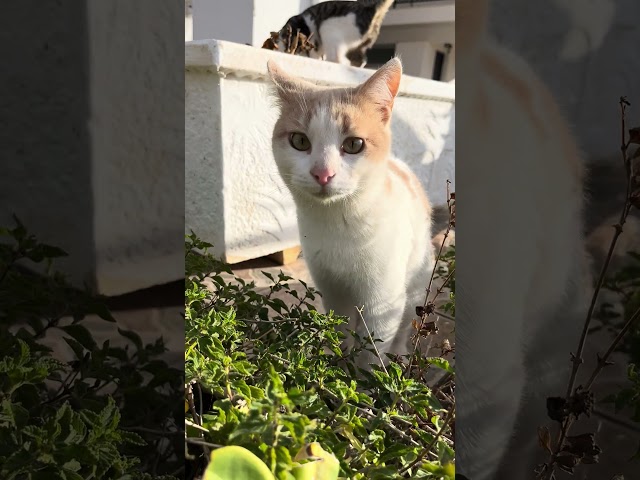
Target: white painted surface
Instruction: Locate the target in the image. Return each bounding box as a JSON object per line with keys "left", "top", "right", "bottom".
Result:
{"left": 378, "top": 23, "right": 454, "bottom": 45}
{"left": 443, "top": 43, "right": 455, "bottom": 81}
{"left": 384, "top": 0, "right": 454, "bottom": 26}
{"left": 186, "top": 15, "right": 193, "bottom": 41}
{"left": 185, "top": 40, "right": 454, "bottom": 262}
{"left": 377, "top": 9, "right": 455, "bottom": 81}
{"left": 88, "top": 0, "right": 184, "bottom": 295}
{"left": 1, "top": 1, "right": 184, "bottom": 296}
{"left": 252, "top": 0, "right": 307, "bottom": 48}
{"left": 193, "top": 0, "right": 306, "bottom": 46}
{"left": 396, "top": 41, "right": 437, "bottom": 78}
{"left": 185, "top": 0, "right": 193, "bottom": 41}
{"left": 193, "top": 0, "right": 255, "bottom": 44}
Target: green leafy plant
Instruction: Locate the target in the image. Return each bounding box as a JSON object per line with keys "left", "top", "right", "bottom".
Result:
{"left": 0, "top": 217, "right": 182, "bottom": 479}
{"left": 184, "top": 227, "right": 456, "bottom": 480}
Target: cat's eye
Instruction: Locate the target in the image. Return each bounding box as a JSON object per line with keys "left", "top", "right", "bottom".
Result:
{"left": 342, "top": 137, "right": 365, "bottom": 154}
{"left": 289, "top": 132, "right": 311, "bottom": 151}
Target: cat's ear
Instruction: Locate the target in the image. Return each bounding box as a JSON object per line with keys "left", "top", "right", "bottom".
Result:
{"left": 358, "top": 57, "right": 402, "bottom": 124}
{"left": 266, "top": 60, "right": 313, "bottom": 100}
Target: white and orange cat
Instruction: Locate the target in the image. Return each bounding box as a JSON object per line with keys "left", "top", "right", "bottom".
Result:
{"left": 266, "top": 57, "right": 435, "bottom": 369}
{"left": 457, "top": 0, "right": 594, "bottom": 478}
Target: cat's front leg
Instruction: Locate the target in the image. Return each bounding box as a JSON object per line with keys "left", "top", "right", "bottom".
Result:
{"left": 352, "top": 287, "right": 408, "bottom": 370}
{"left": 314, "top": 286, "right": 360, "bottom": 352}
{"left": 324, "top": 45, "right": 351, "bottom": 66}
{"left": 455, "top": 277, "right": 529, "bottom": 479}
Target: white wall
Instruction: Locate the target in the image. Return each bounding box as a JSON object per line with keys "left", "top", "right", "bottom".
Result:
{"left": 384, "top": 0, "right": 454, "bottom": 26}
{"left": 88, "top": 0, "right": 184, "bottom": 295}
{"left": 1, "top": 1, "right": 184, "bottom": 296}
{"left": 193, "top": 0, "right": 254, "bottom": 44}
{"left": 395, "top": 41, "right": 437, "bottom": 78}
{"left": 377, "top": 8, "right": 455, "bottom": 81}
{"left": 252, "top": 0, "right": 307, "bottom": 47}
{"left": 378, "top": 23, "right": 454, "bottom": 45}
{"left": 442, "top": 43, "right": 455, "bottom": 82}
{"left": 185, "top": 0, "right": 193, "bottom": 41}
{"left": 192, "top": 0, "right": 305, "bottom": 46}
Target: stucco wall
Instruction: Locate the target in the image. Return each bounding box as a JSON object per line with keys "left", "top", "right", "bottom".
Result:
{"left": 88, "top": 0, "right": 185, "bottom": 295}
{"left": 1, "top": 1, "right": 184, "bottom": 296}
{"left": 0, "top": 2, "right": 95, "bottom": 287}
{"left": 185, "top": 40, "right": 455, "bottom": 262}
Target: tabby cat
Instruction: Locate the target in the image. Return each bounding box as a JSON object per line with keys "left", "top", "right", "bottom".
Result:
{"left": 263, "top": 0, "right": 395, "bottom": 67}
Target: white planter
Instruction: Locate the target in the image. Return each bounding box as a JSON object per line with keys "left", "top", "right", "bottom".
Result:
{"left": 185, "top": 39, "right": 455, "bottom": 263}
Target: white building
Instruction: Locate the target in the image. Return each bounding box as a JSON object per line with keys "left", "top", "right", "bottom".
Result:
{"left": 185, "top": 0, "right": 454, "bottom": 81}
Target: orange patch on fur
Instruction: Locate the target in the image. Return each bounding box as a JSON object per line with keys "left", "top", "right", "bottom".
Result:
{"left": 388, "top": 160, "right": 431, "bottom": 216}
{"left": 271, "top": 74, "right": 396, "bottom": 167}
{"left": 340, "top": 100, "right": 391, "bottom": 164}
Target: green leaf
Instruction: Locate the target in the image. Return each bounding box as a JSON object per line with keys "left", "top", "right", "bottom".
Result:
{"left": 1, "top": 399, "right": 29, "bottom": 429}
{"left": 262, "top": 271, "right": 275, "bottom": 282}
{"left": 425, "top": 357, "right": 454, "bottom": 374}
{"left": 203, "top": 446, "right": 275, "bottom": 480}
{"left": 120, "top": 430, "right": 147, "bottom": 446}
{"left": 292, "top": 443, "right": 340, "bottom": 480}
{"left": 60, "top": 324, "right": 97, "bottom": 351}
{"left": 118, "top": 328, "right": 143, "bottom": 351}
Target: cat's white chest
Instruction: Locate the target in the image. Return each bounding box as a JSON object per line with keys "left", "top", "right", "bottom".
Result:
{"left": 298, "top": 212, "right": 381, "bottom": 279}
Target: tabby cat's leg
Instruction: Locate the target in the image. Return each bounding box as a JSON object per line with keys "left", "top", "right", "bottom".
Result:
{"left": 324, "top": 45, "right": 351, "bottom": 66}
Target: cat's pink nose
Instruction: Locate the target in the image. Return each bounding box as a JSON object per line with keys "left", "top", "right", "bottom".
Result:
{"left": 310, "top": 167, "right": 335, "bottom": 186}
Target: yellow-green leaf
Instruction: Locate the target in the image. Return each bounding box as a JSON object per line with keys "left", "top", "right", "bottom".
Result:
{"left": 291, "top": 443, "right": 340, "bottom": 480}
{"left": 204, "top": 446, "right": 275, "bottom": 480}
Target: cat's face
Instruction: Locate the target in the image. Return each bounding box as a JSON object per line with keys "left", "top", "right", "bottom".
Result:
{"left": 267, "top": 58, "right": 402, "bottom": 204}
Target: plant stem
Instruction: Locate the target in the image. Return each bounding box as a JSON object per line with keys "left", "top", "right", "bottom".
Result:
{"left": 357, "top": 306, "right": 388, "bottom": 373}
{"left": 398, "top": 404, "right": 455, "bottom": 475}
{"left": 545, "top": 96, "right": 635, "bottom": 479}
{"left": 585, "top": 306, "right": 640, "bottom": 389}
{"left": 405, "top": 180, "right": 455, "bottom": 376}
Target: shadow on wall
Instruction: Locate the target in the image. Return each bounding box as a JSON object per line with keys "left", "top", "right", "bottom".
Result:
{"left": 0, "top": 1, "right": 94, "bottom": 286}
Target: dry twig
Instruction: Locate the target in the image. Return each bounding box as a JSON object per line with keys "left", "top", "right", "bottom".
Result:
{"left": 541, "top": 96, "right": 640, "bottom": 479}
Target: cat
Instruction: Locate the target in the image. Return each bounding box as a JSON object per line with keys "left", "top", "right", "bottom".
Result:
{"left": 266, "top": 57, "right": 435, "bottom": 369}
{"left": 456, "top": 0, "right": 594, "bottom": 478}
{"left": 263, "top": 0, "right": 395, "bottom": 67}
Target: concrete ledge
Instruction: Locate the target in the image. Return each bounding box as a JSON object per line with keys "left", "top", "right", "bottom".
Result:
{"left": 185, "top": 39, "right": 455, "bottom": 102}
